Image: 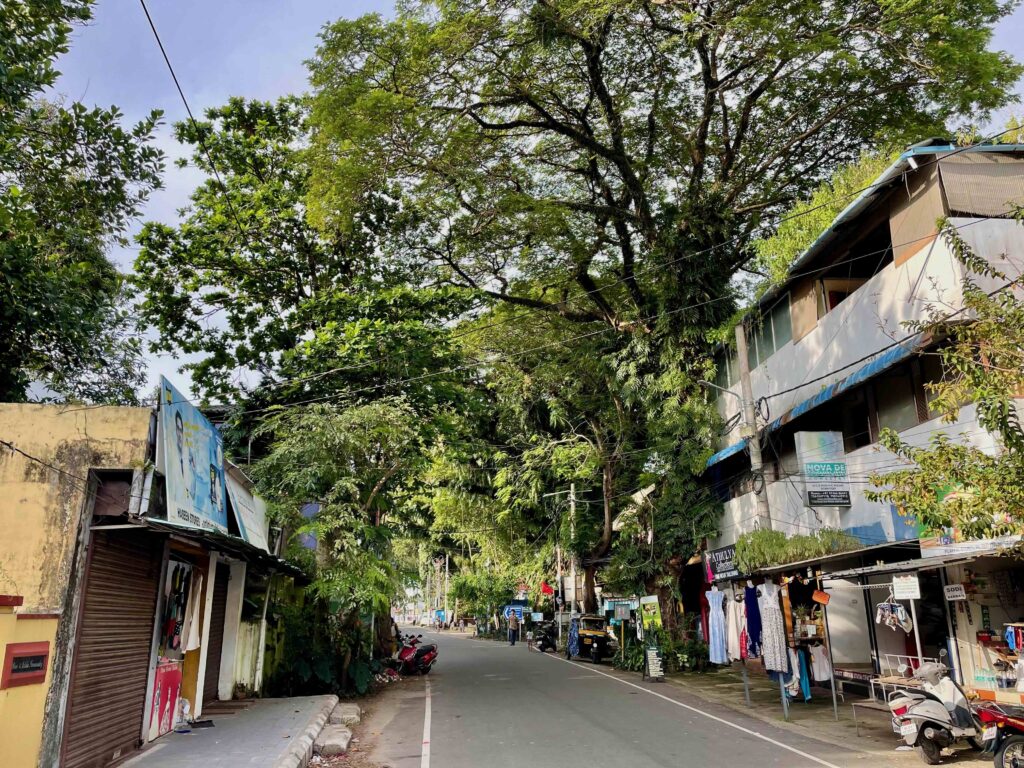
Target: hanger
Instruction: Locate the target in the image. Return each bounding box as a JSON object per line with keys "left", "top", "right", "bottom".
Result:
{"left": 711, "top": 584, "right": 719, "bottom": 592}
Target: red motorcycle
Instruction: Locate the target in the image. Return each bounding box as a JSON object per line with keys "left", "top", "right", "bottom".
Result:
{"left": 976, "top": 703, "right": 1024, "bottom": 767}
{"left": 395, "top": 632, "right": 438, "bottom": 675}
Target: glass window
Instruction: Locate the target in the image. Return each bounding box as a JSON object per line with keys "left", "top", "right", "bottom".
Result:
{"left": 920, "top": 353, "right": 946, "bottom": 419}
{"left": 756, "top": 317, "right": 774, "bottom": 365}
{"left": 714, "top": 351, "right": 731, "bottom": 391}
{"left": 875, "top": 373, "right": 919, "bottom": 433}
{"left": 771, "top": 296, "right": 792, "bottom": 349}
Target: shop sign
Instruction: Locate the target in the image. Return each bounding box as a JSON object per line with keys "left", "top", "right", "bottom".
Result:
{"left": 893, "top": 573, "right": 921, "bottom": 600}
{"left": 614, "top": 603, "right": 630, "bottom": 620}
{"left": 158, "top": 377, "right": 228, "bottom": 533}
{"left": 706, "top": 545, "right": 739, "bottom": 580}
{"left": 225, "top": 465, "right": 269, "bottom": 552}
{"left": 531, "top": 612, "right": 544, "bottom": 621}
{"left": 639, "top": 595, "right": 662, "bottom": 631}
{"left": 920, "top": 533, "right": 1021, "bottom": 558}
{"left": 795, "top": 432, "right": 851, "bottom": 507}
{"left": 944, "top": 584, "right": 967, "bottom": 601}
{"left": 644, "top": 646, "right": 665, "bottom": 682}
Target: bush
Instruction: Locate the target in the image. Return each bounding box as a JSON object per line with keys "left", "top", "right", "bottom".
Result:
{"left": 734, "top": 527, "right": 861, "bottom": 574}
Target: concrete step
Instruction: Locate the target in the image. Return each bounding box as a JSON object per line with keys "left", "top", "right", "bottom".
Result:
{"left": 313, "top": 724, "right": 353, "bottom": 756}
{"left": 328, "top": 702, "right": 361, "bottom": 726}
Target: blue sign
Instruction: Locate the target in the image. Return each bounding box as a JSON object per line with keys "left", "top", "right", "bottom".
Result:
{"left": 502, "top": 605, "right": 525, "bottom": 620}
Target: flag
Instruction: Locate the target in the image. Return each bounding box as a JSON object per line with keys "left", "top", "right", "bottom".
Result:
{"left": 540, "top": 581, "right": 554, "bottom": 595}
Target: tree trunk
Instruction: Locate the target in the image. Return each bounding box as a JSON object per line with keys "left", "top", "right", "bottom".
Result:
{"left": 583, "top": 564, "right": 598, "bottom": 613}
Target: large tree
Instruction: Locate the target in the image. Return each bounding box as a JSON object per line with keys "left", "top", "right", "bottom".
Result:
{"left": 1, "top": 1, "right": 163, "bottom": 402}
{"left": 308, "top": 0, "right": 1018, "bottom": 338}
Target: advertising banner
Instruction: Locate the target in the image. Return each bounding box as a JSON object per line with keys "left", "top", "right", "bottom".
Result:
{"left": 225, "top": 465, "right": 269, "bottom": 552}
{"left": 160, "top": 377, "right": 227, "bottom": 533}
{"left": 795, "top": 431, "right": 851, "bottom": 507}
{"left": 706, "top": 545, "right": 739, "bottom": 580}
{"left": 639, "top": 595, "right": 662, "bottom": 632}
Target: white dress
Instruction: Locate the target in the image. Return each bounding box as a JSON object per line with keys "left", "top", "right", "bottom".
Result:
{"left": 758, "top": 581, "right": 789, "bottom": 672}
{"left": 727, "top": 596, "right": 744, "bottom": 661}
{"left": 809, "top": 644, "right": 832, "bottom": 682}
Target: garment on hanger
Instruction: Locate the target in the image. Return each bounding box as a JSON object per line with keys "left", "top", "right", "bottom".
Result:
{"left": 744, "top": 585, "right": 763, "bottom": 657}
{"left": 758, "top": 581, "right": 788, "bottom": 672}
{"left": 183, "top": 572, "right": 204, "bottom": 653}
{"left": 876, "top": 598, "right": 913, "bottom": 633}
{"left": 706, "top": 589, "right": 729, "bottom": 665}
{"left": 809, "top": 644, "right": 832, "bottom": 682}
{"left": 797, "top": 648, "right": 812, "bottom": 701}
{"left": 727, "top": 595, "right": 744, "bottom": 661}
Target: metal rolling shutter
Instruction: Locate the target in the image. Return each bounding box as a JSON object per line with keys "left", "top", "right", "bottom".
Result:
{"left": 202, "top": 562, "right": 230, "bottom": 703}
{"left": 62, "top": 530, "right": 162, "bottom": 768}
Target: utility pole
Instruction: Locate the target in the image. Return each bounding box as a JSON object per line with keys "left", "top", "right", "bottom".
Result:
{"left": 569, "top": 482, "right": 577, "bottom": 614}
{"left": 444, "top": 553, "right": 450, "bottom": 625}
{"left": 735, "top": 324, "right": 773, "bottom": 531}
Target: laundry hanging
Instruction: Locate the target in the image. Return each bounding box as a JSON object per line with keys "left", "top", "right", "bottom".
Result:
{"left": 875, "top": 592, "right": 914, "bottom": 633}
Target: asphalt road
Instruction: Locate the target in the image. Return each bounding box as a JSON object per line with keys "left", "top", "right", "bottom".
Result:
{"left": 367, "top": 630, "right": 884, "bottom": 768}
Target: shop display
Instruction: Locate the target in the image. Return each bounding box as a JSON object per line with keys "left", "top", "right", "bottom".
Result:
{"left": 809, "top": 643, "right": 832, "bottom": 682}
{"left": 706, "top": 588, "right": 728, "bottom": 665}
{"left": 727, "top": 593, "right": 744, "bottom": 661}
{"left": 759, "top": 580, "right": 789, "bottom": 672}
{"left": 744, "top": 584, "right": 762, "bottom": 658}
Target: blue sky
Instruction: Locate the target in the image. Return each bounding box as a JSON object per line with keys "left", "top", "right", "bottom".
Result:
{"left": 50, "top": 0, "right": 1024, "bottom": 399}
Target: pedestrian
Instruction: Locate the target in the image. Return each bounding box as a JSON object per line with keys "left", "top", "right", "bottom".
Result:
{"left": 508, "top": 611, "right": 520, "bottom": 645}
{"left": 526, "top": 627, "right": 534, "bottom": 650}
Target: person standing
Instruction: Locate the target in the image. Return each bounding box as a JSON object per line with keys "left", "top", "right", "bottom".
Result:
{"left": 508, "top": 611, "right": 520, "bottom": 645}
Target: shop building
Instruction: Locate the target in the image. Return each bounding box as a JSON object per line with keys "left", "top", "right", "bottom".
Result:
{"left": 0, "top": 383, "right": 296, "bottom": 768}
{"left": 697, "top": 141, "right": 1024, "bottom": 705}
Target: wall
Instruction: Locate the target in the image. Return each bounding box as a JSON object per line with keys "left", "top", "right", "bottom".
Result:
{"left": 218, "top": 560, "right": 246, "bottom": 700}
{"left": 0, "top": 404, "right": 152, "bottom": 767}
{"left": 0, "top": 603, "right": 58, "bottom": 768}
{"left": 713, "top": 401, "right": 1003, "bottom": 549}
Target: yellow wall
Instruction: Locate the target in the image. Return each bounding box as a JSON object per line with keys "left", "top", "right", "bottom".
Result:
{"left": 0, "top": 404, "right": 151, "bottom": 612}
{"left": 0, "top": 607, "right": 58, "bottom": 768}
{"left": 0, "top": 404, "right": 152, "bottom": 766}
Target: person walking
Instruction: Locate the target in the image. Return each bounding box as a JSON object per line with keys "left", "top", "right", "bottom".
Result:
{"left": 508, "top": 611, "right": 520, "bottom": 645}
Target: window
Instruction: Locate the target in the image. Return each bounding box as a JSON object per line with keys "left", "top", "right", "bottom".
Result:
{"left": 920, "top": 353, "right": 946, "bottom": 419}
{"left": 874, "top": 373, "right": 919, "bottom": 433}
{"left": 713, "top": 349, "right": 740, "bottom": 391}
{"left": 746, "top": 294, "right": 793, "bottom": 368}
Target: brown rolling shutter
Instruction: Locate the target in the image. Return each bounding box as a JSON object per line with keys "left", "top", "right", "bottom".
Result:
{"left": 203, "top": 562, "right": 231, "bottom": 703}
{"left": 62, "top": 530, "right": 162, "bottom": 768}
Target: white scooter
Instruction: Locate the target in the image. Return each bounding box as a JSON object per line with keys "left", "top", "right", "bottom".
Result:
{"left": 888, "top": 658, "right": 982, "bottom": 764}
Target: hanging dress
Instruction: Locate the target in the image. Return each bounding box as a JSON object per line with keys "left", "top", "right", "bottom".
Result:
{"left": 759, "top": 581, "right": 788, "bottom": 672}
{"left": 744, "top": 585, "right": 763, "bottom": 657}
{"left": 706, "top": 590, "right": 729, "bottom": 665}
{"left": 809, "top": 644, "right": 832, "bottom": 682}
{"left": 727, "top": 596, "right": 744, "bottom": 661}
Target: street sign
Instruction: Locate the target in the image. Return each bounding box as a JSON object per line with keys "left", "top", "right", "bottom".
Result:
{"left": 944, "top": 584, "right": 967, "bottom": 601}
{"left": 613, "top": 603, "right": 630, "bottom": 620}
{"left": 502, "top": 605, "right": 525, "bottom": 620}
{"left": 530, "top": 612, "right": 543, "bottom": 621}
{"left": 893, "top": 573, "right": 921, "bottom": 600}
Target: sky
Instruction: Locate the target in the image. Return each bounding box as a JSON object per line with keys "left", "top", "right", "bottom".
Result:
{"left": 50, "top": 0, "right": 1024, "bottom": 401}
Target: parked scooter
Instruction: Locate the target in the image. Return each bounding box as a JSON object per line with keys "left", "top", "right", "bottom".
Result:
{"left": 888, "top": 659, "right": 982, "bottom": 764}
{"left": 976, "top": 702, "right": 1024, "bottom": 768}
{"left": 533, "top": 621, "right": 557, "bottom": 653}
{"left": 394, "top": 631, "right": 438, "bottom": 675}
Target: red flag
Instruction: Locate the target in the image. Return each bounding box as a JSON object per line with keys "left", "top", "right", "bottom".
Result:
{"left": 540, "top": 581, "right": 554, "bottom": 595}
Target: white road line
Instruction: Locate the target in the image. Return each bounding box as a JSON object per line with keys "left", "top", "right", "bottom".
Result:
{"left": 542, "top": 654, "right": 843, "bottom": 768}
{"left": 420, "top": 677, "right": 432, "bottom": 768}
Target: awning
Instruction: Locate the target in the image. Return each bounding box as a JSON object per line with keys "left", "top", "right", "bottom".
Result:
{"left": 706, "top": 336, "right": 921, "bottom": 469}
{"left": 92, "top": 517, "right": 305, "bottom": 579}
{"left": 824, "top": 552, "right": 995, "bottom": 581}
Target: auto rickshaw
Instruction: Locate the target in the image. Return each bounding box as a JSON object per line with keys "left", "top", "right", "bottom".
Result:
{"left": 566, "top": 614, "right": 617, "bottom": 664}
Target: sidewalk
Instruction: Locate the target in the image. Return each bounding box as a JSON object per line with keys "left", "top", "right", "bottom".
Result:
{"left": 121, "top": 695, "right": 338, "bottom": 768}
{"left": 665, "top": 664, "right": 986, "bottom": 764}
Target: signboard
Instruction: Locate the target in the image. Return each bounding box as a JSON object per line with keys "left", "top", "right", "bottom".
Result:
{"left": 159, "top": 377, "right": 227, "bottom": 533}
{"left": 531, "top": 612, "right": 544, "bottom": 622}
{"left": 706, "top": 545, "right": 739, "bottom": 581}
{"left": 644, "top": 646, "right": 665, "bottom": 682}
{"left": 502, "top": 605, "right": 525, "bottom": 621}
{"left": 893, "top": 573, "right": 921, "bottom": 600}
{"left": 795, "top": 432, "right": 851, "bottom": 507}
{"left": 944, "top": 584, "right": 968, "bottom": 601}
{"left": 225, "top": 465, "right": 269, "bottom": 552}
{"left": 920, "top": 533, "right": 1021, "bottom": 558}
{"left": 614, "top": 603, "right": 630, "bottom": 621}
{"left": 639, "top": 595, "right": 662, "bottom": 632}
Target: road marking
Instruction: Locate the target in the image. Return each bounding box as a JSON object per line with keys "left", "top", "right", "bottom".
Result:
{"left": 543, "top": 654, "right": 842, "bottom": 768}
{"left": 420, "top": 677, "right": 432, "bottom": 768}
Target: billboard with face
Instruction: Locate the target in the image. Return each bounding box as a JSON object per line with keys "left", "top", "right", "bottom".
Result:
{"left": 160, "top": 377, "right": 227, "bottom": 533}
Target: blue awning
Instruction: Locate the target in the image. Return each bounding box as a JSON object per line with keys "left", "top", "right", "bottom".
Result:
{"left": 706, "top": 338, "right": 920, "bottom": 469}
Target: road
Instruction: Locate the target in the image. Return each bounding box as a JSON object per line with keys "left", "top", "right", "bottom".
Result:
{"left": 365, "top": 630, "right": 883, "bottom": 768}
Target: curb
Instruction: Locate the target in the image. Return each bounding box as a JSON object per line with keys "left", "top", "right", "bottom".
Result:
{"left": 273, "top": 695, "right": 340, "bottom": 768}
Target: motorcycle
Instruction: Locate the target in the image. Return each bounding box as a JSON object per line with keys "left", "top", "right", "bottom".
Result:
{"left": 976, "top": 702, "right": 1024, "bottom": 768}
{"left": 533, "top": 621, "right": 557, "bottom": 653}
{"left": 888, "top": 660, "right": 982, "bottom": 764}
{"left": 394, "top": 631, "right": 438, "bottom": 675}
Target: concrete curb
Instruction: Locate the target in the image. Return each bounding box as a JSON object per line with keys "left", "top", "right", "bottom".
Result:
{"left": 273, "top": 695, "right": 339, "bottom": 768}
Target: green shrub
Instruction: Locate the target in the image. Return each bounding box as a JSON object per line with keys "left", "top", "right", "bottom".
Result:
{"left": 734, "top": 527, "right": 861, "bottom": 574}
